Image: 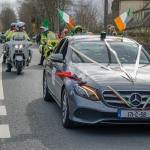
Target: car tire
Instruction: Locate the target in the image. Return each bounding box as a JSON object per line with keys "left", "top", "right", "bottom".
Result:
{"left": 43, "top": 72, "right": 54, "bottom": 102}
{"left": 62, "top": 89, "right": 74, "bottom": 128}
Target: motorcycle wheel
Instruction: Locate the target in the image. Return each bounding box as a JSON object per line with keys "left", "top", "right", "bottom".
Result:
{"left": 16, "top": 61, "right": 22, "bottom": 75}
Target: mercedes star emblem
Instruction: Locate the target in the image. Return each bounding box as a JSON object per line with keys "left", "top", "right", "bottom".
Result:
{"left": 129, "top": 93, "right": 142, "bottom": 107}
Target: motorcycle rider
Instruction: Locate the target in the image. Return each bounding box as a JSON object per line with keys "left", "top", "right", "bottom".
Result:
{"left": 4, "top": 23, "right": 16, "bottom": 39}
{"left": 44, "top": 30, "right": 58, "bottom": 59}
{"left": 44, "top": 39, "right": 59, "bottom": 59}
{"left": 7, "top": 22, "right": 30, "bottom": 41}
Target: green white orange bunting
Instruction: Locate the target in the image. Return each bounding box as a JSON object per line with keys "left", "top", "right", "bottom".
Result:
{"left": 114, "top": 8, "right": 130, "bottom": 31}
{"left": 58, "top": 9, "right": 74, "bottom": 28}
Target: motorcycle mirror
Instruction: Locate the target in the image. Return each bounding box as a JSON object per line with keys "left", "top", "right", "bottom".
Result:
{"left": 48, "top": 47, "right": 53, "bottom": 52}
{"left": 29, "top": 43, "right": 32, "bottom": 46}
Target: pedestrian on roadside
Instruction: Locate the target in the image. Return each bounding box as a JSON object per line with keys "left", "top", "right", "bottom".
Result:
{"left": 36, "top": 34, "right": 41, "bottom": 45}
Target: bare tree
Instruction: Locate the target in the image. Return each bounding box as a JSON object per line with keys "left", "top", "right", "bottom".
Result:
{"left": 17, "top": 0, "right": 73, "bottom": 35}
{"left": 0, "top": 3, "right": 17, "bottom": 31}
{"left": 73, "top": 0, "right": 102, "bottom": 33}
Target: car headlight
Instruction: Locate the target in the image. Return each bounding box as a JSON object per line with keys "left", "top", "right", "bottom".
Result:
{"left": 74, "top": 84, "right": 100, "bottom": 101}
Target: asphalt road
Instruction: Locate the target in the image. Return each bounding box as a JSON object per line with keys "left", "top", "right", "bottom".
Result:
{"left": 0, "top": 43, "right": 150, "bottom": 150}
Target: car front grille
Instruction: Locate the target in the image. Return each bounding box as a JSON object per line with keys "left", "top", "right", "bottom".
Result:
{"left": 103, "top": 90, "right": 150, "bottom": 109}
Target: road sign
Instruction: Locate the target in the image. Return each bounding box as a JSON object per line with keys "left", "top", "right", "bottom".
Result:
{"left": 32, "top": 23, "right": 36, "bottom": 28}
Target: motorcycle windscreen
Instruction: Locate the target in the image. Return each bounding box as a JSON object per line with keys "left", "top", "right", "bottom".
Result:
{"left": 12, "top": 32, "right": 26, "bottom": 41}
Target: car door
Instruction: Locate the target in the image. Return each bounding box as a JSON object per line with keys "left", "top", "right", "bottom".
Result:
{"left": 53, "top": 39, "right": 69, "bottom": 102}
{"left": 46, "top": 39, "right": 67, "bottom": 98}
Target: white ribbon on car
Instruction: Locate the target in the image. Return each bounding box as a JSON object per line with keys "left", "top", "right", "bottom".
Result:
{"left": 70, "top": 38, "right": 142, "bottom": 83}
{"left": 105, "top": 39, "right": 142, "bottom": 82}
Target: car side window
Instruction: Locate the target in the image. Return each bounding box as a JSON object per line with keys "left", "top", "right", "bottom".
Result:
{"left": 54, "top": 38, "right": 66, "bottom": 54}
{"left": 58, "top": 39, "right": 69, "bottom": 60}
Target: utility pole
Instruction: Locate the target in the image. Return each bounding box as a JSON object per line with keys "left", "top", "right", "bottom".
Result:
{"left": 104, "top": 0, "right": 108, "bottom": 33}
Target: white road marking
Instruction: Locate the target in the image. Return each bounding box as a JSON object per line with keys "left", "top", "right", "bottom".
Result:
{"left": 0, "top": 56, "right": 11, "bottom": 138}
{"left": 0, "top": 55, "right": 4, "bottom": 100}
{"left": 0, "top": 125, "right": 10, "bottom": 138}
{"left": 0, "top": 106, "right": 7, "bottom": 116}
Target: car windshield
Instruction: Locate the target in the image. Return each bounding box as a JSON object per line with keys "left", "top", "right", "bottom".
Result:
{"left": 71, "top": 41, "right": 150, "bottom": 64}
{"left": 12, "top": 32, "right": 27, "bottom": 41}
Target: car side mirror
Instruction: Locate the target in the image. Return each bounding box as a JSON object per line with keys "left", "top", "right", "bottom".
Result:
{"left": 50, "top": 54, "right": 64, "bottom": 63}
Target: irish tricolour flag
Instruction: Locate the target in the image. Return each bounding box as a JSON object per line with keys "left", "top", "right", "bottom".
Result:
{"left": 114, "top": 9, "right": 130, "bottom": 31}
{"left": 58, "top": 9, "right": 74, "bottom": 29}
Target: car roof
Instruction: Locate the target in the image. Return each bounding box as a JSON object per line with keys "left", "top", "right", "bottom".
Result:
{"left": 65, "top": 35, "right": 135, "bottom": 43}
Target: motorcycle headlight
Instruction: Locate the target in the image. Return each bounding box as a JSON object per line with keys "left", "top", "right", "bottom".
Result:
{"left": 19, "top": 44, "right": 23, "bottom": 49}
{"left": 14, "top": 45, "right": 19, "bottom": 49}
{"left": 13, "top": 44, "right": 25, "bottom": 49}
{"left": 74, "top": 84, "right": 100, "bottom": 101}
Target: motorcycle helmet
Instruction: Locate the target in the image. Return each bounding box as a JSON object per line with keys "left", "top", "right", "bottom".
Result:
{"left": 11, "top": 23, "right": 16, "bottom": 30}
{"left": 74, "top": 25, "right": 82, "bottom": 34}
{"left": 16, "top": 22, "right": 26, "bottom": 31}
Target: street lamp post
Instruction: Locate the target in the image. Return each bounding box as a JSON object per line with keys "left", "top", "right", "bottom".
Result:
{"left": 57, "top": 0, "right": 60, "bottom": 32}
{"left": 104, "top": 0, "right": 108, "bottom": 33}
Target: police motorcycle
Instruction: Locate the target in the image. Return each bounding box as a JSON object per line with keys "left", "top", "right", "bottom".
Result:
{"left": 5, "top": 32, "right": 32, "bottom": 75}
{"left": 2, "top": 44, "right": 9, "bottom": 63}
{"left": 44, "top": 39, "right": 59, "bottom": 59}
{"left": 2, "top": 35, "right": 10, "bottom": 63}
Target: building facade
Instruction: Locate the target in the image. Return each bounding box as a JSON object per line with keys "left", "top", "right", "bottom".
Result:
{"left": 119, "top": 0, "right": 150, "bottom": 21}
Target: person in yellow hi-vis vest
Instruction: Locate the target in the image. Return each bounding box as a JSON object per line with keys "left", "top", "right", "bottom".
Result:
{"left": 38, "top": 20, "right": 49, "bottom": 65}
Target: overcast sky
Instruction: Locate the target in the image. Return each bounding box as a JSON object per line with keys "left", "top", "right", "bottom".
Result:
{"left": 0, "top": 0, "right": 16, "bottom": 4}
{"left": 0, "top": 0, "right": 113, "bottom": 16}
{"left": 0, "top": 0, "right": 17, "bottom": 10}
{"left": 0, "top": 0, "right": 113, "bottom": 8}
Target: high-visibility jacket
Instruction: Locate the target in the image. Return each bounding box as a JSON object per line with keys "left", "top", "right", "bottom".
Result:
{"left": 7, "top": 30, "right": 30, "bottom": 41}
{"left": 47, "top": 31, "right": 56, "bottom": 40}
{"left": 4, "top": 29, "right": 11, "bottom": 38}
{"left": 40, "top": 31, "right": 48, "bottom": 45}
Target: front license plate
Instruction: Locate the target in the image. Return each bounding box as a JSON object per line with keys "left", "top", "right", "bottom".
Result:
{"left": 118, "top": 110, "right": 150, "bottom": 118}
